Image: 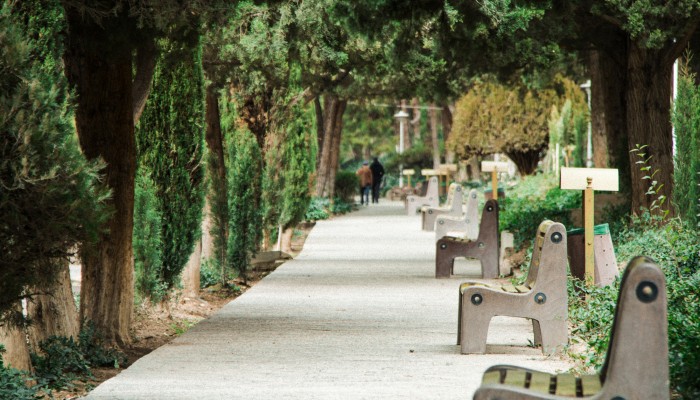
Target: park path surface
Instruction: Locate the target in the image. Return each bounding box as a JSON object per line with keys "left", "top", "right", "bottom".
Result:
{"left": 85, "top": 201, "right": 571, "bottom": 400}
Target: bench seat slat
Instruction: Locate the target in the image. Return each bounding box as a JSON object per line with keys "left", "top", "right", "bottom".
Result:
{"left": 482, "top": 370, "right": 501, "bottom": 385}
{"left": 501, "top": 284, "right": 519, "bottom": 293}
{"left": 555, "top": 373, "right": 576, "bottom": 396}
{"left": 580, "top": 374, "right": 602, "bottom": 396}
{"left": 528, "top": 371, "right": 552, "bottom": 394}
{"left": 515, "top": 285, "right": 530, "bottom": 293}
{"left": 503, "top": 369, "right": 526, "bottom": 387}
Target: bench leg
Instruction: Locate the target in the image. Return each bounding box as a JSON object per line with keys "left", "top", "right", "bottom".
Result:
{"left": 532, "top": 319, "right": 567, "bottom": 354}
{"left": 460, "top": 301, "right": 491, "bottom": 354}
{"left": 480, "top": 251, "right": 499, "bottom": 279}
{"left": 435, "top": 240, "right": 456, "bottom": 278}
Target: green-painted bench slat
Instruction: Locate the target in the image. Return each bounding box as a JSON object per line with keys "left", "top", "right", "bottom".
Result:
{"left": 555, "top": 373, "right": 577, "bottom": 396}
{"left": 482, "top": 370, "right": 501, "bottom": 385}
{"left": 503, "top": 369, "right": 527, "bottom": 387}
{"left": 528, "top": 371, "right": 552, "bottom": 394}
{"left": 581, "top": 374, "right": 602, "bottom": 396}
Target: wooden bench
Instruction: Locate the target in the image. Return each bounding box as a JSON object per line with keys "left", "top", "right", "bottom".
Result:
{"left": 421, "top": 183, "right": 464, "bottom": 231}
{"left": 473, "top": 256, "right": 669, "bottom": 399}
{"left": 405, "top": 177, "right": 439, "bottom": 215}
{"left": 435, "top": 199, "right": 499, "bottom": 279}
{"left": 434, "top": 189, "right": 480, "bottom": 241}
{"left": 457, "top": 220, "right": 568, "bottom": 354}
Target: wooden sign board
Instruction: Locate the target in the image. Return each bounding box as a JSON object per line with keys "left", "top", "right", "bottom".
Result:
{"left": 402, "top": 169, "right": 415, "bottom": 176}
{"left": 560, "top": 168, "right": 619, "bottom": 191}
{"left": 439, "top": 163, "right": 458, "bottom": 172}
{"left": 481, "top": 161, "right": 509, "bottom": 172}
{"left": 421, "top": 169, "right": 438, "bottom": 176}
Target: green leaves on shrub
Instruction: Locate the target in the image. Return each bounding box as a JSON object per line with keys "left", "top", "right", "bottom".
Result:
{"left": 0, "top": 345, "right": 38, "bottom": 400}
{"left": 334, "top": 171, "right": 359, "bottom": 203}
{"left": 31, "top": 336, "right": 89, "bottom": 389}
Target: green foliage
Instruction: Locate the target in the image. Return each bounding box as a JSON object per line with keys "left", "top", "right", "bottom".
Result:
{"left": 499, "top": 174, "right": 580, "bottom": 248}
{"left": 226, "top": 126, "right": 263, "bottom": 279}
{"left": 630, "top": 144, "right": 668, "bottom": 217}
{"left": 0, "top": 345, "right": 38, "bottom": 400}
{"left": 77, "top": 321, "right": 127, "bottom": 368}
{"left": 568, "top": 216, "right": 700, "bottom": 397}
{"left": 0, "top": 4, "right": 109, "bottom": 318}
{"left": 31, "top": 336, "right": 90, "bottom": 389}
{"left": 136, "top": 34, "right": 206, "bottom": 293}
{"left": 133, "top": 170, "right": 166, "bottom": 303}
{"left": 334, "top": 171, "right": 359, "bottom": 203}
{"left": 673, "top": 58, "right": 700, "bottom": 227}
{"left": 199, "top": 259, "right": 222, "bottom": 288}
{"left": 305, "top": 197, "right": 331, "bottom": 221}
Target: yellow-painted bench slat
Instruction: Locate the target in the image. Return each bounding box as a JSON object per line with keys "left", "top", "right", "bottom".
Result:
{"left": 503, "top": 369, "right": 527, "bottom": 387}
{"left": 580, "top": 374, "right": 602, "bottom": 396}
{"left": 515, "top": 285, "right": 531, "bottom": 293}
{"left": 501, "top": 285, "right": 519, "bottom": 293}
{"left": 528, "top": 371, "right": 552, "bottom": 394}
{"left": 555, "top": 373, "right": 577, "bottom": 396}
{"left": 482, "top": 370, "right": 501, "bottom": 385}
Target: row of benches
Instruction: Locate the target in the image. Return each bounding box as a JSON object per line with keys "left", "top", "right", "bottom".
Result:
{"left": 404, "top": 179, "right": 670, "bottom": 399}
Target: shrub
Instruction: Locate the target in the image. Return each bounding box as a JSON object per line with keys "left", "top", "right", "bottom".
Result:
{"left": 77, "top": 321, "right": 127, "bottom": 369}
{"left": 31, "top": 336, "right": 90, "bottom": 389}
{"left": 500, "top": 174, "right": 580, "bottom": 248}
{"left": 335, "top": 171, "right": 359, "bottom": 203}
{"left": 305, "top": 197, "right": 331, "bottom": 221}
{"left": 0, "top": 345, "right": 38, "bottom": 400}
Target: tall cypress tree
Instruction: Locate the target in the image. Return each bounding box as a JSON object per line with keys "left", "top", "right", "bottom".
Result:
{"left": 136, "top": 33, "right": 205, "bottom": 294}
{"left": 0, "top": 5, "right": 108, "bottom": 319}
{"left": 673, "top": 62, "right": 700, "bottom": 226}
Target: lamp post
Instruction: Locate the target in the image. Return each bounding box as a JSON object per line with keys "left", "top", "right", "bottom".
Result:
{"left": 580, "top": 80, "right": 593, "bottom": 168}
{"left": 394, "top": 110, "right": 409, "bottom": 186}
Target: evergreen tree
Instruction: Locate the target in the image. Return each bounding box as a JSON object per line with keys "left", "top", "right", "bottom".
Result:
{"left": 673, "top": 61, "right": 700, "bottom": 226}
{"left": 0, "top": 5, "right": 108, "bottom": 319}
{"left": 226, "top": 125, "right": 263, "bottom": 282}
{"left": 132, "top": 170, "right": 165, "bottom": 302}
{"left": 136, "top": 34, "right": 206, "bottom": 295}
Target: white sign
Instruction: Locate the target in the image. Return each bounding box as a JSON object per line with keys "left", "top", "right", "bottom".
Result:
{"left": 560, "top": 168, "right": 619, "bottom": 191}
{"left": 402, "top": 169, "right": 415, "bottom": 176}
{"left": 481, "top": 161, "right": 509, "bottom": 172}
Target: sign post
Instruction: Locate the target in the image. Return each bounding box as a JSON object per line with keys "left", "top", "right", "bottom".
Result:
{"left": 560, "top": 167, "right": 619, "bottom": 286}
{"left": 481, "top": 161, "right": 509, "bottom": 200}
{"left": 402, "top": 169, "right": 415, "bottom": 188}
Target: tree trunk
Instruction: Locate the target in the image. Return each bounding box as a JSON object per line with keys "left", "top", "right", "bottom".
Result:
{"left": 280, "top": 227, "right": 294, "bottom": 254}
{"left": 429, "top": 104, "right": 441, "bottom": 169}
{"left": 400, "top": 100, "right": 411, "bottom": 150}
{"left": 204, "top": 85, "right": 228, "bottom": 277}
{"left": 64, "top": 11, "right": 136, "bottom": 346}
{"left": 181, "top": 239, "right": 201, "bottom": 299}
{"left": 132, "top": 37, "right": 158, "bottom": 124}
{"left": 327, "top": 100, "right": 347, "bottom": 201}
{"left": 315, "top": 95, "right": 340, "bottom": 197}
{"left": 590, "top": 49, "right": 630, "bottom": 192}
{"left": 625, "top": 42, "right": 675, "bottom": 215}
{"left": 442, "top": 104, "right": 455, "bottom": 163}
{"left": 505, "top": 149, "right": 540, "bottom": 176}
{"left": 468, "top": 156, "right": 481, "bottom": 181}
{"left": 410, "top": 98, "right": 421, "bottom": 144}
{"left": 27, "top": 262, "right": 79, "bottom": 351}
{"left": 314, "top": 97, "right": 325, "bottom": 171}
{"left": 0, "top": 304, "right": 31, "bottom": 371}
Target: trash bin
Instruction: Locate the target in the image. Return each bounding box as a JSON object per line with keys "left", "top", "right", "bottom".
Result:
{"left": 484, "top": 187, "right": 505, "bottom": 200}
{"left": 567, "top": 223, "right": 618, "bottom": 287}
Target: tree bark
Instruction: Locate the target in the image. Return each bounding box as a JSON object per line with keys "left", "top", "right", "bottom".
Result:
{"left": 315, "top": 94, "right": 340, "bottom": 197}
{"left": 181, "top": 239, "right": 201, "bottom": 299}
{"left": 625, "top": 42, "right": 675, "bottom": 215}
{"left": 132, "top": 37, "right": 158, "bottom": 124}
{"left": 27, "top": 262, "right": 79, "bottom": 351}
{"left": 400, "top": 100, "right": 411, "bottom": 150}
{"left": 505, "top": 149, "right": 540, "bottom": 176}
{"left": 410, "top": 98, "right": 421, "bottom": 144}
{"left": 327, "top": 100, "right": 347, "bottom": 201}
{"left": 429, "top": 104, "right": 441, "bottom": 169}
{"left": 64, "top": 10, "right": 136, "bottom": 346}
{"left": 280, "top": 227, "right": 294, "bottom": 254}
{"left": 0, "top": 304, "right": 31, "bottom": 371}
{"left": 314, "top": 97, "right": 325, "bottom": 171}
{"left": 441, "top": 104, "right": 455, "bottom": 163}
{"left": 200, "top": 200, "right": 214, "bottom": 262}
{"left": 204, "top": 85, "right": 228, "bottom": 277}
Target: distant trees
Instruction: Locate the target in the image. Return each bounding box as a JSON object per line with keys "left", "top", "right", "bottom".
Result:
{"left": 450, "top": 76, "right": 585, "bottom": 175}
{"left": 673, "top": 60, "right": 700, "bottom": 226}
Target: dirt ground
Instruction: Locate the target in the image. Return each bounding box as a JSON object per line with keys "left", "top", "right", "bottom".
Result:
{"left": 50, "top": 224, "right": 314, "bottom": 400}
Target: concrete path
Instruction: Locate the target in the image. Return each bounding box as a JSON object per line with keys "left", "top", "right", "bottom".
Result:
{"left": 85, "top": 202, "right": 571, "bottom": 399}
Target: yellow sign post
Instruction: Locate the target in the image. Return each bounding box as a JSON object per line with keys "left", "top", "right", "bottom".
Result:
{"left": 481, "top": 161, "right": 509, "bottom": 200}
{"left": 560, "top": 167, "right": 619, "bottom": 287}
{"left": 402, "top": 169, "right": 415, "bottom": 188}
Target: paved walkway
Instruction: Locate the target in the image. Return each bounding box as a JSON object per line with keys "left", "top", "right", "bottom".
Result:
{"left": 86, "top": 202, "right": 571, "bottom": 399}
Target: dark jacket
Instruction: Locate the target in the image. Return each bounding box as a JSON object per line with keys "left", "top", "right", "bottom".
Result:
{"left": 369, "top": 160, "right": 385, "bottom": 183}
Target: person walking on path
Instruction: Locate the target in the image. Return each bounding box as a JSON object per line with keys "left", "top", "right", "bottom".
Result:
{"left": 369, "top": 157, "right": 385, "bottom": 204}
{"left": 356, "top": 161, "right": 373, "bottom": 205}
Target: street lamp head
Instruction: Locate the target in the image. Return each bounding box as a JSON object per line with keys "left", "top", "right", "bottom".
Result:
{"left": 393, "top": 110, "right": 409, "bottom": 119}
